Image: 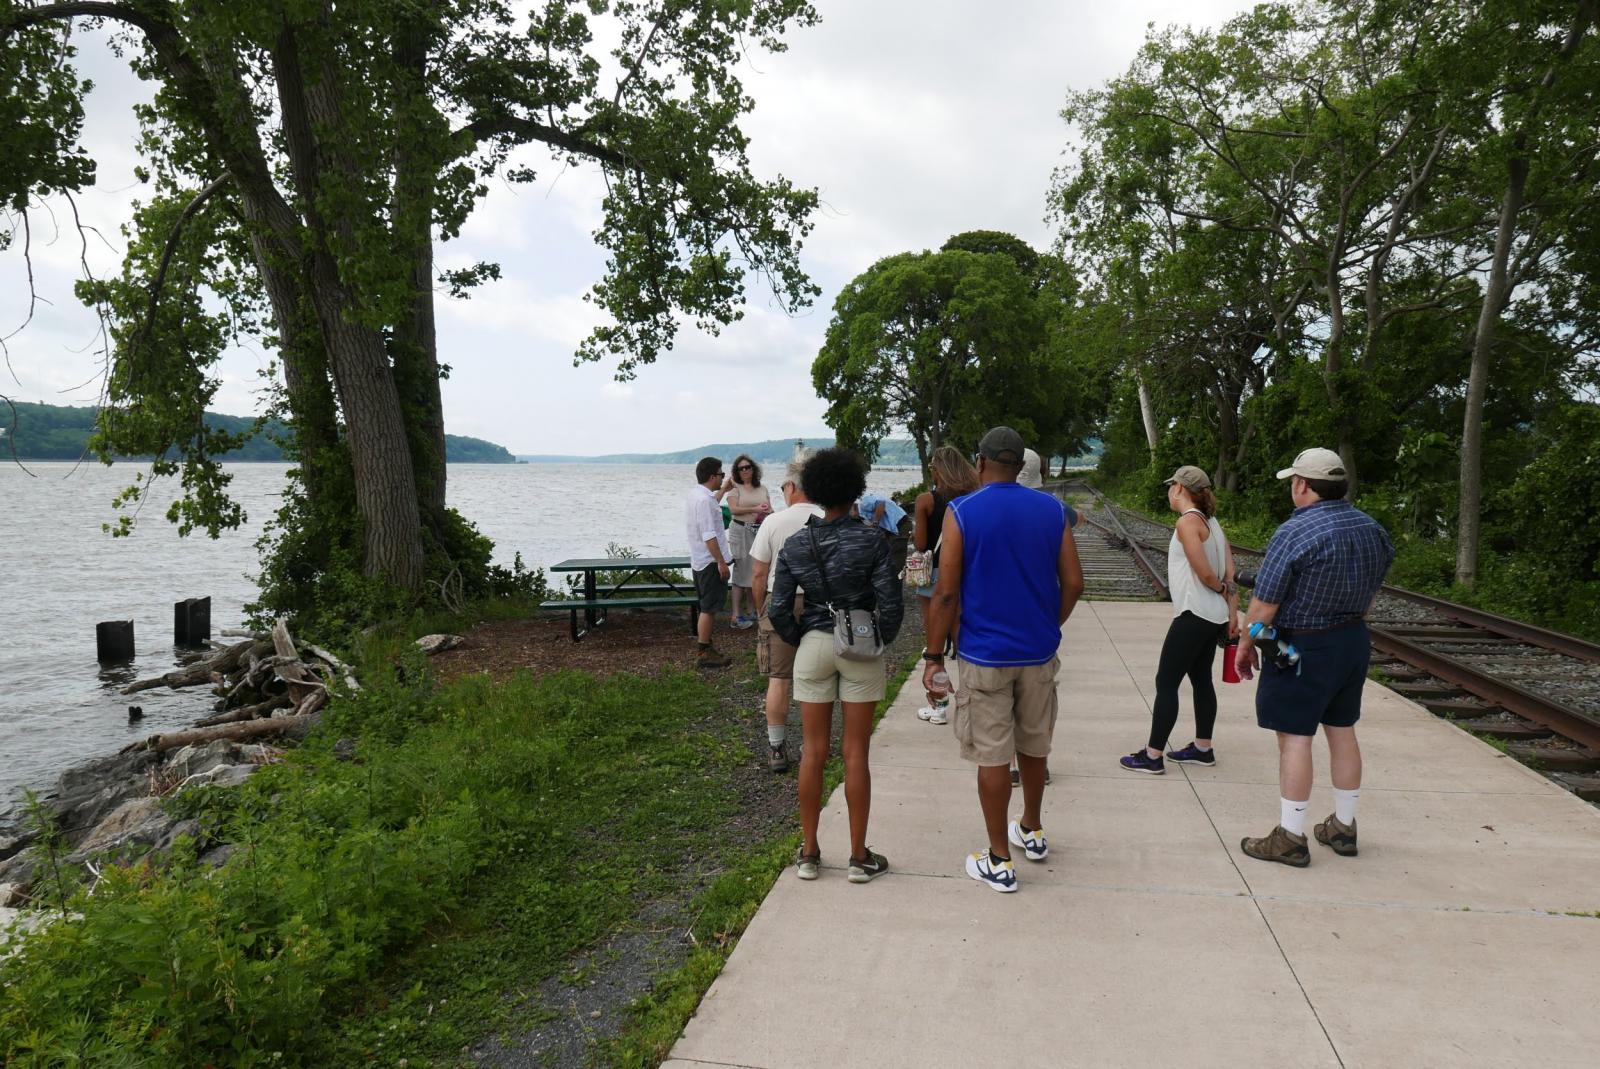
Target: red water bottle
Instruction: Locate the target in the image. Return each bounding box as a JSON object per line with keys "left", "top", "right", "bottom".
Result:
{"left": 1222, "top": 640, "right": 1242, "bottom": 684}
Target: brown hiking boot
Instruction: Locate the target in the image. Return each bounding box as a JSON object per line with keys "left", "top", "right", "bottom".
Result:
{"left": 1240, "top": 825, "right": 1310, "bottom": 867}
{"left": 768, "top": 742, "right": 789, "bottom": 774}
{"left": 696, "top": 648, "right": 732, "bottom": 669}
{"left": 1314, "top": 814, "right": 1358, "bottom": 856}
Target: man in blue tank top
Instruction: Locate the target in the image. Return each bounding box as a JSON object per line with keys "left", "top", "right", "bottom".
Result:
{"left": 923, "top": 427, "right": 1085, "bottom": 893}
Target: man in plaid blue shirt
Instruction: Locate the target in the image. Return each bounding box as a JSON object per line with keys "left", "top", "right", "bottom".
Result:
{"left": 1234, "top": 448, "right": 1395, "bottom": 867}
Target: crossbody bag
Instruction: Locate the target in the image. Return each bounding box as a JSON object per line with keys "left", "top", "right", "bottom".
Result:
{"left": 807, "top": 526, "right": 885, "bottom": 662}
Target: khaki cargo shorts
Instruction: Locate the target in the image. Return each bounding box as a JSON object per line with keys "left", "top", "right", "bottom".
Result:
{"left": 793, "top": 630, "right": 886, "bottom": 704}
{"left": 952, "top": 656, "right": 1060, "bottom": 766}
{"left": 756, "top": 612, "right": 797, "bottom": 680}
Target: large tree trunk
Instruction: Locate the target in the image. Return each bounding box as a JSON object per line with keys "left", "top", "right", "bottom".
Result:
{"left": 392, "top": 21, "right": 449, "bottom": 519}
{"left": 1321, "top": 269, "right": 1358, "bottom": 496}
{"left": 273, "top": 23, "right": 426, "bottom": 591}
{"left": 1457, "top": 158, "right": 1528, "bottom": 588}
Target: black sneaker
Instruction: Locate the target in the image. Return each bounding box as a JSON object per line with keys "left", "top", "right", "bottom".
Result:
{"left": 847, "top": 849, "right": 889, "bottom": 883}
{"left": 768, "top": 743, "right": 789, "bottom": 774}
{"left": 1166, "top": 742, "right": 1216, "bottom": 766}
{"left": 1119, "top": 750, "right": 1165, "bottom": 774}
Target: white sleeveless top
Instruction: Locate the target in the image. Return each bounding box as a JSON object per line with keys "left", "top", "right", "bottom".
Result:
{"left": 1168, "top": 509, "right": 1230, "bottom": 624}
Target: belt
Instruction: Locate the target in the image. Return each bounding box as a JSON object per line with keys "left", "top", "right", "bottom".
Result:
{"left": 1282, "top": 617, "right": 1366, "bottom": 636}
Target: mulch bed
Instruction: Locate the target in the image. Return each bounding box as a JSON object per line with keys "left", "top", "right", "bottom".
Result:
{"left": 431, "top": 605, "right": 760, "bottom": 683}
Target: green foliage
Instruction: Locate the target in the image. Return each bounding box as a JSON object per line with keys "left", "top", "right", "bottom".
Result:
{"left": 0, "top": 664, "right": 740, "bottom": 1065}
{"left": 813, "top": 233, "right": 1104, "bottom": 475}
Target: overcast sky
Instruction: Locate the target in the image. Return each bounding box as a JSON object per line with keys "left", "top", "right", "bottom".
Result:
{"left": 1, "top": 1, "right": 1253, "bottom": 455}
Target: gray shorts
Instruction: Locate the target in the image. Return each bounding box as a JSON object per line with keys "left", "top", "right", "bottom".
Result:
{"left": 693, "top": 563, "right": 728, "bottom": 614}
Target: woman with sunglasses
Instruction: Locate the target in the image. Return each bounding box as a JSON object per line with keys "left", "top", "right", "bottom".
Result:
{"left": 723, "top": 455, "right": 773, "bottom": 629}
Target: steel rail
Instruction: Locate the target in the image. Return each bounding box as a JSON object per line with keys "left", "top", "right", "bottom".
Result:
{"left": 1368, "top": 627, "right": 1600, "bottom": 753}
{"left": 1050, "top": 482, "right": 1168, "bottom": 599}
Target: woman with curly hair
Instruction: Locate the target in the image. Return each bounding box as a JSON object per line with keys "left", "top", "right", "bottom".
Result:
{"left": 723, "top": 453, "right": 773, "bottom": 628}
{"left": 769, "top": 448, "right": 903, "bottom": 884}
{"left": 912, "top": 446, "right": 979, "bottom": 723}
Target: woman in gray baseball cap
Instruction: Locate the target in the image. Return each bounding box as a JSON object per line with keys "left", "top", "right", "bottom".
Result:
{"left": 1120, "top": 465, "right": 1239, "bottom": 775}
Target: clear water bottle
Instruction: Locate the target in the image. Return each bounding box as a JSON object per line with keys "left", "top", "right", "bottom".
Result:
{"left": 929, "top": 666, "right": 952, "bottom": 701}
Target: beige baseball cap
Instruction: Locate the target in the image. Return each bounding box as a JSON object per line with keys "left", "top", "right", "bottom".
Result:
{"left": 1163, "top": 465, "right": 1211, "bottom": 492}
{"left": 1276, "top": 447, "right": 1347, "bottom": 481}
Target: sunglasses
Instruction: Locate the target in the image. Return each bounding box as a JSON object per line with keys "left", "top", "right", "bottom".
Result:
{"left": 735, "top": 464, "right": 753, "bottom": 472}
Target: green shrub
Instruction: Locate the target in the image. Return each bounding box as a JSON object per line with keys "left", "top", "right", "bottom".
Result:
{"left": 0, "top": 667, "right": 728, "bottom": 1066}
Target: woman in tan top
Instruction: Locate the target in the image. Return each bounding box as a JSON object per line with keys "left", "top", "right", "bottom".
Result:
{"left": 723, "top": 454, "right": 773, "bottom": 628}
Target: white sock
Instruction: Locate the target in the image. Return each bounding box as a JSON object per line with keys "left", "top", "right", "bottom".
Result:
{"left": 768, "top": 724, "right": 786, "bottom": 747}
{"left": 1280, "top": 797, "right": 1309, "bottom": 837}
{"left": 1334, "top": 788, "right": 1359, "bottom": 826}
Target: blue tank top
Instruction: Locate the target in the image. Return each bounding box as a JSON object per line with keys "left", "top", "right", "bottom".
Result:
{"left": 949, "top": 482, "right": 1066, "bottom": 667}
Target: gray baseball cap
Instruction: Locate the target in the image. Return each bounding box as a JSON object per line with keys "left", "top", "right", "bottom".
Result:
{"left": 1163, "top": 465, "right": 1212, "bottom": 492}
{"left": 978, "top": 426, "right": 1026, "bottom": 465}
{"left": 1276, "top": 447, "right": 1346, "bottom": 481}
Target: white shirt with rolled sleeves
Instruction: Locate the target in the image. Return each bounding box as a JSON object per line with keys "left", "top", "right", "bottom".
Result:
{"left": 685, "top": 485, "right": 730, "bottom": 571}
{"left": 749, "top": 502, "right": 824, "bottom": 591}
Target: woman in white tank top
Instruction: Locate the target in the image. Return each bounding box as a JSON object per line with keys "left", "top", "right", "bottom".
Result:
{"left": 1120, "top": 465, "right": 1238, "bottom": 775}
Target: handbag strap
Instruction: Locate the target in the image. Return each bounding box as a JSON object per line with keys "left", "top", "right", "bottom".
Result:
{"left": 806, "top": 524, "right": 838, "bottom": 609}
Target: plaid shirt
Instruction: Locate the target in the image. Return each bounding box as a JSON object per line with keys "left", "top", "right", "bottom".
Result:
{"left": 1254, "top": 500, "right": 1395, "bottom": 631}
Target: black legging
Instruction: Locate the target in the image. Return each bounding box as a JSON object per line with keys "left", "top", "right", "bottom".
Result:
{"left": 1149, "top": 611, "right": 1221, "bottom": 751}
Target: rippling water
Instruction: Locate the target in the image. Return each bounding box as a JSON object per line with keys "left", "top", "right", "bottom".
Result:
{"left": 0, "top": 460, "right": 917, "bottom": 812}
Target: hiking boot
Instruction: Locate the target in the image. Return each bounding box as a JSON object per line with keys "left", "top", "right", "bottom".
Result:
{"left": 1007, "top": 819, "right": 1048, "bottom": 862}
{"left": 965, "top": 849, "right": 1018, "bottom": 893}
{"left": 1240, "top": 825, "right": 1310, "bottom": 867}
{"left": 696, "top": 648, "right": 732, "bottom": 669}
{"left": 1119, "top": 749, "right": 1165, "bottom": 775}
{"left": 768, "top": 743, "right": 789, "bottom": 774}
{"left": 796, "top": 848, "right": 820, "bottom": 881}
{"left": 1314, "top": 814, "right": 1358, "bottom": 856}
{"left": 848, "top": 849, "right": 889, "bottom": 883}
{"left": 1166, "top": 742, "right": 1216, "bottom": 766}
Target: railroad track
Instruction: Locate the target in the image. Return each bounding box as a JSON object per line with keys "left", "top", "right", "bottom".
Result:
{"left": 1046, "top": 480, "right": 1600, "bottom": 802}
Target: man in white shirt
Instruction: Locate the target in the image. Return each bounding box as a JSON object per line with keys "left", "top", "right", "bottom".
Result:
{"left": 686, "top": 456, "right": 734, "bottom": 668}
{"left": 749, "top": 458, "right": 824, "bottom": 773}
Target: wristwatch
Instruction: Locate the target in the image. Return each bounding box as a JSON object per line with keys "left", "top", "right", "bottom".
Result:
{"left": 922, "top": 651, "right": 944, "bottom": 662}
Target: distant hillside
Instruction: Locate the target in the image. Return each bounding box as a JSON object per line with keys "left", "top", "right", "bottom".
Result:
{"left": 520, "top": 437, "right": 922, "bottom": 466}
{"left": 0, "top": 402, "right": 516, "bottom": 463}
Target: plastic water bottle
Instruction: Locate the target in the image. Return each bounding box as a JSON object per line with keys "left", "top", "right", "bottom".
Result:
{"left": 929, "top": 666, "right": 952, "bottom": 701}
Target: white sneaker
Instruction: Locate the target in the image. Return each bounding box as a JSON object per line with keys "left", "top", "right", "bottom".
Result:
{"left": 916, "top": 705, "right": 938, "bottom": 721}
{"left": 965, "top": 849, "right": 1018, "bottom": 893}
{"left": 1008, "top": 819, "right": 1048, "bottom": 861}
{"left": 927, "top": 703, "right": 948, "bottom": 725}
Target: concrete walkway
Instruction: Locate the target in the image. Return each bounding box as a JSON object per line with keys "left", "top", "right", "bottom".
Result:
{"left": 665, "top": 602, "right": 1600, "bottom": 1069}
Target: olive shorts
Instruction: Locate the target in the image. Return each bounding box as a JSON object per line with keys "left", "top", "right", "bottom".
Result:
{"left": 952, "top": 656, "right": 1060, "bottom": 766}
{"left": 793, "top": 630, "right": 886, "bottom": 704}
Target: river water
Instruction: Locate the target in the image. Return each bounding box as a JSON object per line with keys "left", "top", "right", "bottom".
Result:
{"left": 0, "top": 461, "right": 916, "bottom": 814}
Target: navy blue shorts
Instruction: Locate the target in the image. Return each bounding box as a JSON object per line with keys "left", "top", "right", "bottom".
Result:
{"left": 1255, "top": 622, "right": 1370, "bottom": 736}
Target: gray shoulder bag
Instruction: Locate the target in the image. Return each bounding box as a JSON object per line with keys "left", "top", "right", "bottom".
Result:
{"left": 807, "top": 525, "right": 884, "bottom": 662}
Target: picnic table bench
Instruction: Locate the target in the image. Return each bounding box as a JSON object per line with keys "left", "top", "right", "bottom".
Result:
{"left": 542, "top": 556, "right": 699, "bottom": 641}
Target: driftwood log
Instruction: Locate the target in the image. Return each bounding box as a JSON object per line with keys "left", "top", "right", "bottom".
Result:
{"left": 115, "top": 618, "right": 351, "bottom": 748}
{"left": 121, "top": 714, "right": 318, "bottom": 755}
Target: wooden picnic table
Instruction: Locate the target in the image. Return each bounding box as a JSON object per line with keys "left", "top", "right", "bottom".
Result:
{"left": 544, "top": 556, "right": 698, "bottom": 640}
